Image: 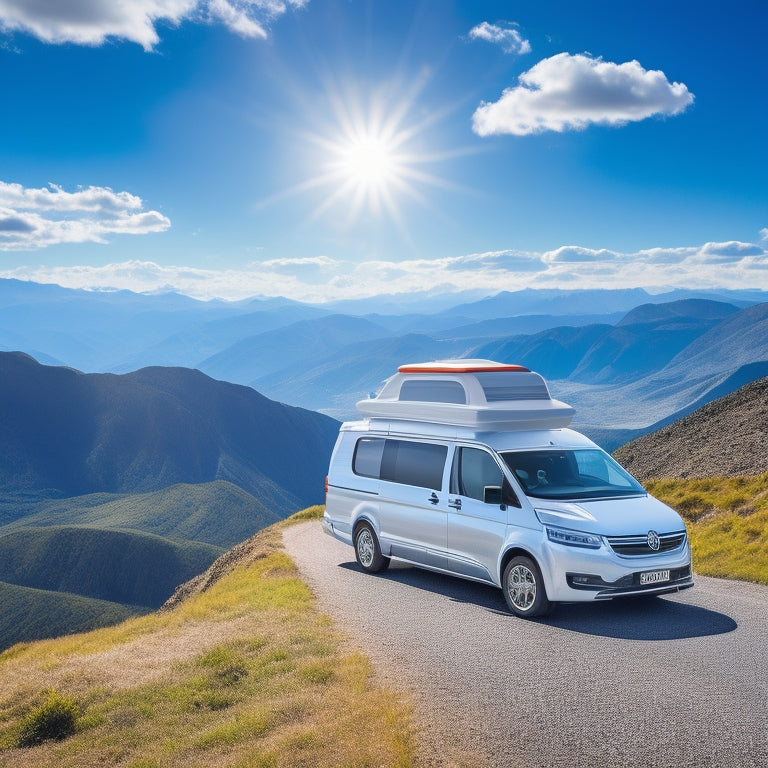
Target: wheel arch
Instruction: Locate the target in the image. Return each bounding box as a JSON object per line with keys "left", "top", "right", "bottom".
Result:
{"left": 352, "top": 514, "right": 379, "bottom": 539}
{"left": 499, "top": 546, "right": 542, "bottom": 586}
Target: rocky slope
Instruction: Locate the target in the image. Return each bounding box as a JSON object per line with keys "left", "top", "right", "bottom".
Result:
{"left": 613, "top": 377, "right": 768, "bottom": 480}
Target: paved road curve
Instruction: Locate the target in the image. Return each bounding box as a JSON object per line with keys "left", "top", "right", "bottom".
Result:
{"left": 283, "top": 521, "right": 768, "bottom": 768}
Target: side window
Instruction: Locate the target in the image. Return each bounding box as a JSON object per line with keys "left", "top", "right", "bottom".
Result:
{"left": 399, "top": 379, "right": 466, "bottom": 404}
{"left": 451, "top": 447, "right": 505, "bottom": 504}
{"left": 353, "top": 437, "right": 447, "bottom": 491}
{"left": 382, "top": 440, "right": 447, "bottom": 490}
{"left": 353, "top": 437, "right": 385, "bottom": 478}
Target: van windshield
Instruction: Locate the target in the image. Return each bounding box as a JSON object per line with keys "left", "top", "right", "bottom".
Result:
{"left": 499, "top": 449, "right": 645, "bottom": 500}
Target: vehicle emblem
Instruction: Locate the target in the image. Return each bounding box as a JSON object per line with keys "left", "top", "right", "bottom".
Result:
{"left": 647, "top": 530, "right": 661, "bottom": 551}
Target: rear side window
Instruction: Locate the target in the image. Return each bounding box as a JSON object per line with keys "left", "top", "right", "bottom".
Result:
{"left": 353, "top": 438, "right": 386, "bottom": 479}
{"left": 353, "top": 437, "right": 447, "bottom": 490}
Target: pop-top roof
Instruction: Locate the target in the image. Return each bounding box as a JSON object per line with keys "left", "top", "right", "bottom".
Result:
{"left": 356, "top": 359, "right": 575, "bottom": 430}
{"left": 398, "top": 361, "right": 530, "bottom": 374}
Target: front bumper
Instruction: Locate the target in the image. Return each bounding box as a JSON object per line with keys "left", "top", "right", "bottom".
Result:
{"left": 540, "top": 537, "right": 693, "bottom": 602}
{"left": 566, "top": 565, "right": 694, "bottom": 599}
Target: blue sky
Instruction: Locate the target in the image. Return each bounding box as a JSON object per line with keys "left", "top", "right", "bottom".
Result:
{"left": 0, "top": 0, "right": 766, "bottom": 302}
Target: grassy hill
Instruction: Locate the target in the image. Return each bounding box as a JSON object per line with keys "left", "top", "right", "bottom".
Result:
{"left": 611, "top": 378, "right": 768, "bottom": 584}
{"left": 4, "top": 481, "right": 281, "bottom": 549}
{"left": 0, "top": 512, "right": 415, "bottom": 768}
{"left": 0, "top": 481, "right": 288, "bottom": 650}
{"left": 0, "top": 503, "right": 765, "bottom": 766}
{"left": 0, "top": 581, "right": 147, "bottom": 652}
{"left": 0, "top": 526, "right": 222, "bottom": 608}
{"left": 648, "top": 474, "right": 768, "bottom": 585}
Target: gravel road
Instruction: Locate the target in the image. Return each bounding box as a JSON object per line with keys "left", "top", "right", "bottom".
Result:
{"left": 283, "top": 521, "right": 768, "bottom": 768}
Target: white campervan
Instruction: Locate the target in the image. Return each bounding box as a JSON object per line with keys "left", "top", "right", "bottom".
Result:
{"left": 323, "top": 360, "right": 693, "bottom": 617}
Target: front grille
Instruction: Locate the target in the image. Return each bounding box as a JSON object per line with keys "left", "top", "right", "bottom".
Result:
{"left": 606, "top": 531, "right": 687, "bottom": 557}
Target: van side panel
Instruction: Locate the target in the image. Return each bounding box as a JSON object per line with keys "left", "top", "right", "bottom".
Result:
{"left": 324, "top": 486, "right": 380, "bottom": 545}
{"left": 325, "top": 431, "right": 381, "bottom": 545}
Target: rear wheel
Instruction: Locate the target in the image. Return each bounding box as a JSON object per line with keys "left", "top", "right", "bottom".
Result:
{"left": 503, "top": 555, "right": 552, "bottom": 618}
{"left": 354, "top": 522, "right": 390, "bottom": 573}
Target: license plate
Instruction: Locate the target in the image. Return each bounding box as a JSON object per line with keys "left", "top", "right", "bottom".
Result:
{"left": 640, "top": 569, "right": 670, "bottom": 585}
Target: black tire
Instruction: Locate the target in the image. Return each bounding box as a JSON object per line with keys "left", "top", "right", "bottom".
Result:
{"left": 502, "top": 555, "right": 552, "bottom": 618}
{"left": 354, "top": 522, "right": 390, "bottom": 573}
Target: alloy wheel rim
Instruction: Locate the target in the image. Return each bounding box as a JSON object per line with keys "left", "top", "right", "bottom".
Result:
{"left": 357, "top": 529, "right": 374, "bottom": 567}
{"left": 507, "top": 564, "right": 536, "bottom": 611}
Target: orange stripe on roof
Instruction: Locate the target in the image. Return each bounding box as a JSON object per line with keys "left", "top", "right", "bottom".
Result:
{"left": 398, "top": 364, "right": 530, "bottom": 374}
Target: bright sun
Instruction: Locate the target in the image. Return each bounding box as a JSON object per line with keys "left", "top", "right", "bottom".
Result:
{"left": 319, "top": 120, "right": 412, "bottom": 222}
{"left": 340, "top": 135, "right": 396, "bottom": 188}
{"left": 263, "top": 73, "right": 460, "bottom": 235}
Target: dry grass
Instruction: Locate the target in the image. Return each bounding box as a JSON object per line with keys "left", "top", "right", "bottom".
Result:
{"left": 0, "top": 507, "right": 415, "bottom": 767}
{"left": 647, "top": 474, "right": 768, "bottom": 584}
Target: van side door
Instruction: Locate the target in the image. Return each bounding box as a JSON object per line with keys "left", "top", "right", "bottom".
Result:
{"left": 446, "top": 445, "right": 518, "bottom": 584}
{"left": 374, "top": 437, "right": 450, "bottom": 570}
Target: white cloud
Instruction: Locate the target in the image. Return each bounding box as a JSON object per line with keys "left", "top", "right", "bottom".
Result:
{"left": 1, "top": 239, "right": 766, "bottom": 302}
{"left": 259, "top": 255, "right": 339, "bottom": 277}
{"left": 0, "top": 0, "right": 308, "bottom": 50}
{"left": 472, "top": 53, "right": 694, "bottom": 137}
{"left": 468, "top": 22, "right": 531, "bottom": 55}
{"left": 0, "top": 181, "right": 144, "bottom": 212}
{"left": 0, "top": 181, "right": 170, "bottom": 250}
{"left": 261, "top": 255, "right": 338, "bottom": 269}
{"left": 699, "top": 241, "right": 764, "bottom": 261}
{"left": 443, "top": 250, "right": 543, "bottom": 272}
{"left": 542, "top": 246, "right": 621, "bottom": 264}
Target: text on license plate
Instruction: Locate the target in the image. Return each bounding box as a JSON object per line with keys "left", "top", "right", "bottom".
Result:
{"left": 640, "top": 569, "right": 670, "bottom": 585}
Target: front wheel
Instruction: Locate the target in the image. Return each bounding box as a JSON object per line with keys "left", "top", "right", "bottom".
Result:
{"left": 354, "top": 523, "right": 390, "bottom": 573}
{"left": 503, "top": 555, "right": 552, "bottom": 618}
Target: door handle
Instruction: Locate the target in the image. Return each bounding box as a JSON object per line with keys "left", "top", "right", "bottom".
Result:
{"left": 428, "top": 492, "right": 439, "bottom": 505}
{"left": 448, "top": 498, "right": 462, "bottom": 510}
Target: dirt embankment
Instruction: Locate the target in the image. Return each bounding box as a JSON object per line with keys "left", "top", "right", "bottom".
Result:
{"left": 613, "top": 377, "right": 768, "bottom": 481}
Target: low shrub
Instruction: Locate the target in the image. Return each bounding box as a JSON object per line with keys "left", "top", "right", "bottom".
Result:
{"left": 16, "top": 691, "right": 80, "bottom": 747}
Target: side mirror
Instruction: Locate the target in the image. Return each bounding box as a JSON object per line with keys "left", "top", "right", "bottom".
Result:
{"left": 483, "top": 485, "right": 503, "bottom": 505}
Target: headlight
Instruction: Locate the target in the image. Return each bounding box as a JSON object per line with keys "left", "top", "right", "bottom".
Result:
{"left": 546, "top": 525, "right": 602, "bottom": 549}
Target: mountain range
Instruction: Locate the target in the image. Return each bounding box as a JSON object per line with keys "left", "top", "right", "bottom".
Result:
{"left": 3, "top": 277, "right": 768, "bottom": 439}
{"left": 0, "top": 351, "right": 337, "bottom": 508}
{"left": 0, "top": 352, "right": 338, "bottom": 650}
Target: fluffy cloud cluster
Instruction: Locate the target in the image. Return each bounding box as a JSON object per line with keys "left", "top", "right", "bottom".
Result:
{"left": 473, "top": 53, "right": 693, "bottom": 136}
{"left": 0, "top": 181, "right": 170, "bottom": 250}
{"left": 2, "top": 238, "right": 766, "bottom": 302}
{"left": 0, "top": 0, "right": 307, "bottom": 49}
{"left": 469, "top": 22, "right": 530, "bottom": 55}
